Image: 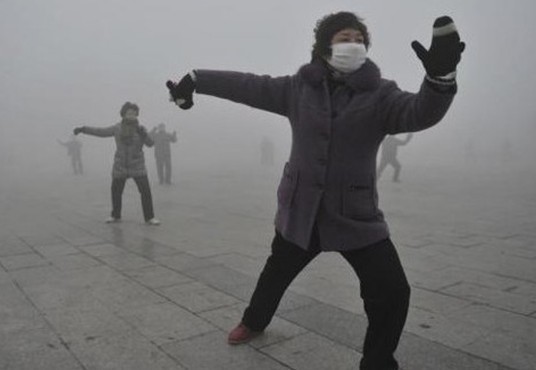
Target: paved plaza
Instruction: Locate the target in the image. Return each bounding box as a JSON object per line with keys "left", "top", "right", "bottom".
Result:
{"left": 1, "top": 163, "right": 535, "bottom": 369}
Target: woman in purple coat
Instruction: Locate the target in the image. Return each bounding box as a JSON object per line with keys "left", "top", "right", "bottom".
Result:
{"left": 167, "top": 12, "right": 464, "bottom": 370}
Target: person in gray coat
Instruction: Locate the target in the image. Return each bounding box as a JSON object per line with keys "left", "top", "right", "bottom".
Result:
{"left": 74, "top": 102, "right": 160, "bottom": 225}
{"left": 377, "top": 133, "right": 413, "bottom": 182}
{"left": 150, "top": 123, "right": 177, "bottom": 185}
{"left": 167, "top": 12, "right": 464, "bottom": 370}
{"left": 58, "top": 134, "right": 83, "bottom": 175}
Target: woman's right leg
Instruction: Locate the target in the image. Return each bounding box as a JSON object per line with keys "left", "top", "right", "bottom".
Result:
{"left": 241, "top": 231, "right": 320, "bottom": 331}
{"left": 111, "top": 177, "right": 127, "bottom": 219}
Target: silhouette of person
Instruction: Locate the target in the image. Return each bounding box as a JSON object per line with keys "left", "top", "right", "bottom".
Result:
{"left": 260, "top": 136, "right": 275, "bottom": 166}
{"left": 73, "top": 102, "right": 160, "bottom": 225}
{"left": 167, "top": 12, "right": 464, "bottom": 370}
{"left": 58, "top": 134, "right": 83, "bottom": 175}
{"left": 378, "top": 133, "right": 413, "bottom": 182}
{"left": 150, "top": 123, "right": 177, "bottom": 185}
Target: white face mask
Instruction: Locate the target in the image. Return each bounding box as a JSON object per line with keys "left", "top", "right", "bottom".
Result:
{"left": 327, "top": 42, "right": 367, "bottom": 74}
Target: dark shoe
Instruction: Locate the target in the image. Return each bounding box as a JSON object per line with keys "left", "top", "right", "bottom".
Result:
{"left": 227, "top": 323, "right": 262, "bottom": 345}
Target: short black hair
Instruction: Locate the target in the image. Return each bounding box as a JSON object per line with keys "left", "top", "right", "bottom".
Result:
{"left": 120, "top": 101, "right": 139, "bottom": 117}
{"left": 311, "top": 12, "right": 370, "bottom": 61}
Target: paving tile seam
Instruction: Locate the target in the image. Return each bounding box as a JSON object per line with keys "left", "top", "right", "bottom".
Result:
{"left": 402, "top": 330, "right": 521, "bottom": 370}
{"left": 8, "top": 278, "right": 90, "bottom": 370}
{"left": 254, "top": 339, "right": 307, "bottom": 370}
{"left": 58, "top": 217, "right": 209, "bottom": 264}
{"left": 114, "top": 314, "right": 199, "bottom": 369}
{"left": 435, "top": 288, "right": 536, "bottom": 319}
{"left": 278, "top": 301, "right": 525, "bottom": 370}
{"left": 2, "top": 260, "right": 54, "bottom": 272}
{"left": 75, "top": 248, "right": 243, "bottom": 332}
{"left": 489, "top": 270, "right": 536, "bottom": 285}
{"left": 166, "top": 328, "right": 222, "bottom": 345}
{"left": 31, "top": 210, "right": 535, "bottom": 369}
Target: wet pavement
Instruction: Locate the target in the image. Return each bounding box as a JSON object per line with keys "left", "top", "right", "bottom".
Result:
{"left": 1, "top": 163, "right": 535, "bottom": 369}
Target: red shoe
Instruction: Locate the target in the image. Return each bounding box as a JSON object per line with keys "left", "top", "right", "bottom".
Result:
{"left": 227, "top": 323, "right": 263, "bottom": 345}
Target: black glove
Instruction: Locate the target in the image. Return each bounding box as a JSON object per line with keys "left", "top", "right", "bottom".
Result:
{"left": 166, "top": 73, "right": 195, "bottom": 110}
{"left": 73, "top": 127, "right": 84, "bottom": 135}
{"left": 411, "top": 16, "right": 465, "bottom": 78}
{"left": 137, "top": 125, "right": 148, "bottom": 137}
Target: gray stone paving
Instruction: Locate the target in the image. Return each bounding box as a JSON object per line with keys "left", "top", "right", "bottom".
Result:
{"left": 0, "top": 164, "right": 534, "bottom": 369}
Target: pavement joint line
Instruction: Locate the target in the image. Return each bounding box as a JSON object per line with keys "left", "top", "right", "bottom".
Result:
{"left": 277, "top": 298, "right": 522, "bottom": 370}
{"left": 12, "top": 197, "right": 534, "bottom": 369}
{"left": 134, "top": 254, "right": 536, "bottom": 369}
{"left": 107, "top": 304, "right": 205, "bottom": 369}
{"left": 489, "top": 270, "right": 536, "bottom": 285}
{"left": 403, "top": 330, "right": 520, "bottom": 370}
{"left": 8, "top": 278, "right": 90, "bottom": 370}
{"left": 432, "top": 287, "right": 536, "bottom": 319}
{"left": 1, "top": 260, "right": 54, "bottom": 272}
{"left": 254, "top": 332, "right": 314, "bottom": 369}
{"left": 75, "top": 245, "right": 245, "bottom": 328}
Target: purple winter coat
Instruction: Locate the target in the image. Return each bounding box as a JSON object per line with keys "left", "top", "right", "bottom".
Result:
{"left": 195, "top": 59, "right": 455, "bottom": 251}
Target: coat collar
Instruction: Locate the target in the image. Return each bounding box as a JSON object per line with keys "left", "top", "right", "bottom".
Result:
{"left": 298, "top": 58, "right": 382, "bottom": 91}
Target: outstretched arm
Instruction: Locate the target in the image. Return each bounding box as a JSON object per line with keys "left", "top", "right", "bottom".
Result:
{"left": 167, "top": 71, "right": 293, "bottom": 117}
{"left": 74, "top": 125, "right": 115, "bottom": 137}
{"left": 195, "top": 71, "right": 293, "bottom": 117}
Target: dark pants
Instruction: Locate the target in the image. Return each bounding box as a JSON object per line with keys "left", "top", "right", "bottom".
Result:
{"left": 156, "top": 156, "right": 172, "bottom": 184}
{"left": 378, "top": 158, "right": 401, "bottom": 182}
{"left": 71, "top": 155, "right": 83, "bottom": 175}
{"left": 111, "top": 175, "right": 154, "bottom": 221}
{"left": 242, "top": 230, "right": 410, "bottom": 370}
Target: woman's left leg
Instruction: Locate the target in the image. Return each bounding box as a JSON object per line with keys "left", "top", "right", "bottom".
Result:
{"left": 340, "top": 238, "right": 410, "bottom": 370}
{"left": 133, "top": 175, "right": 155, "bottom": 221}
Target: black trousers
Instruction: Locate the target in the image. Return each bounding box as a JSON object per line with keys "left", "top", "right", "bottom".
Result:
{"left": 155, "top": 156, "right": 172, "bottom": 184}
{"left": 242, "top": 229, "right": 410, "bottom": 370}
{"left": 70, "top": 155, "right": 83, "bottom": 175}
{"left": 378, "top": 158, "right": 401, "bottom": 182}
{"left": 111, "top": 175, "right": 154, "bottom": 221}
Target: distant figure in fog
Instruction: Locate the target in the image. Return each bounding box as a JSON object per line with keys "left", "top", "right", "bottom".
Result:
{"left": 464, "top": 138, "right": 477, "bottom": 164}
{"left": 260, "top": 136, "right": 275, "bottom": 166}
{"left": 58, "top": 134, "right": 83, "bottom": 175}
{"left": 73, "top": 102, "right": 160, "bottom": 225}
{"left": 150, "top": 123, "right": 177, "bottom": 185}
{"left": 378, "top": 133, "right": 413, "bottom": 182}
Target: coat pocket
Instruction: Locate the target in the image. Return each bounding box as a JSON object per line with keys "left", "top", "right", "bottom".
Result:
{"left": 341, "top": 178, "right": 376, "bottom": 220}
{"left": 277, "top": 162, "right": 298, "bottom": 208}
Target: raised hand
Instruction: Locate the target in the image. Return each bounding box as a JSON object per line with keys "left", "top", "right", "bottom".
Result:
{"left": 411, "top": 16, "right": 465, "bottom": 78}
{"left": 166, "top": 73, "right": 195, "bottom": 110}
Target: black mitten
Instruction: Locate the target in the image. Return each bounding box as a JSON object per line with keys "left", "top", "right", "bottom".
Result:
{"left": 166, "top": 73, "right": 195, "bottom": 110}
{"left": 411, "top": 16, "right": 465, "bottom": 78}
{"left": 137, "top": 125, "right": 148, "bottom": 137}
{"left": 73, "top": 127, "right": 84, "bottom": 135}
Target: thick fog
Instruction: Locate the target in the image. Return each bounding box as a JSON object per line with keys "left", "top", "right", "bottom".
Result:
{"left": 1, "top": 0, "right": 535, "bottom": 180}
{"left": 1, "top": 3, "right": 536, "bottom": 368}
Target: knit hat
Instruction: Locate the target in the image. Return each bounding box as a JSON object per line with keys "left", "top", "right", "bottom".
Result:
{"left": 311, "top": 12, "right": 370, "bottom": 61}
{"left": 119, "top": 101, "right": 139, "bottom": 118}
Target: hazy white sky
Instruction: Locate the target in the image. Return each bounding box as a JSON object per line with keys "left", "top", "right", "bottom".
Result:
{"left": 1, "top": 0, "right": 535, "bottom": 171}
